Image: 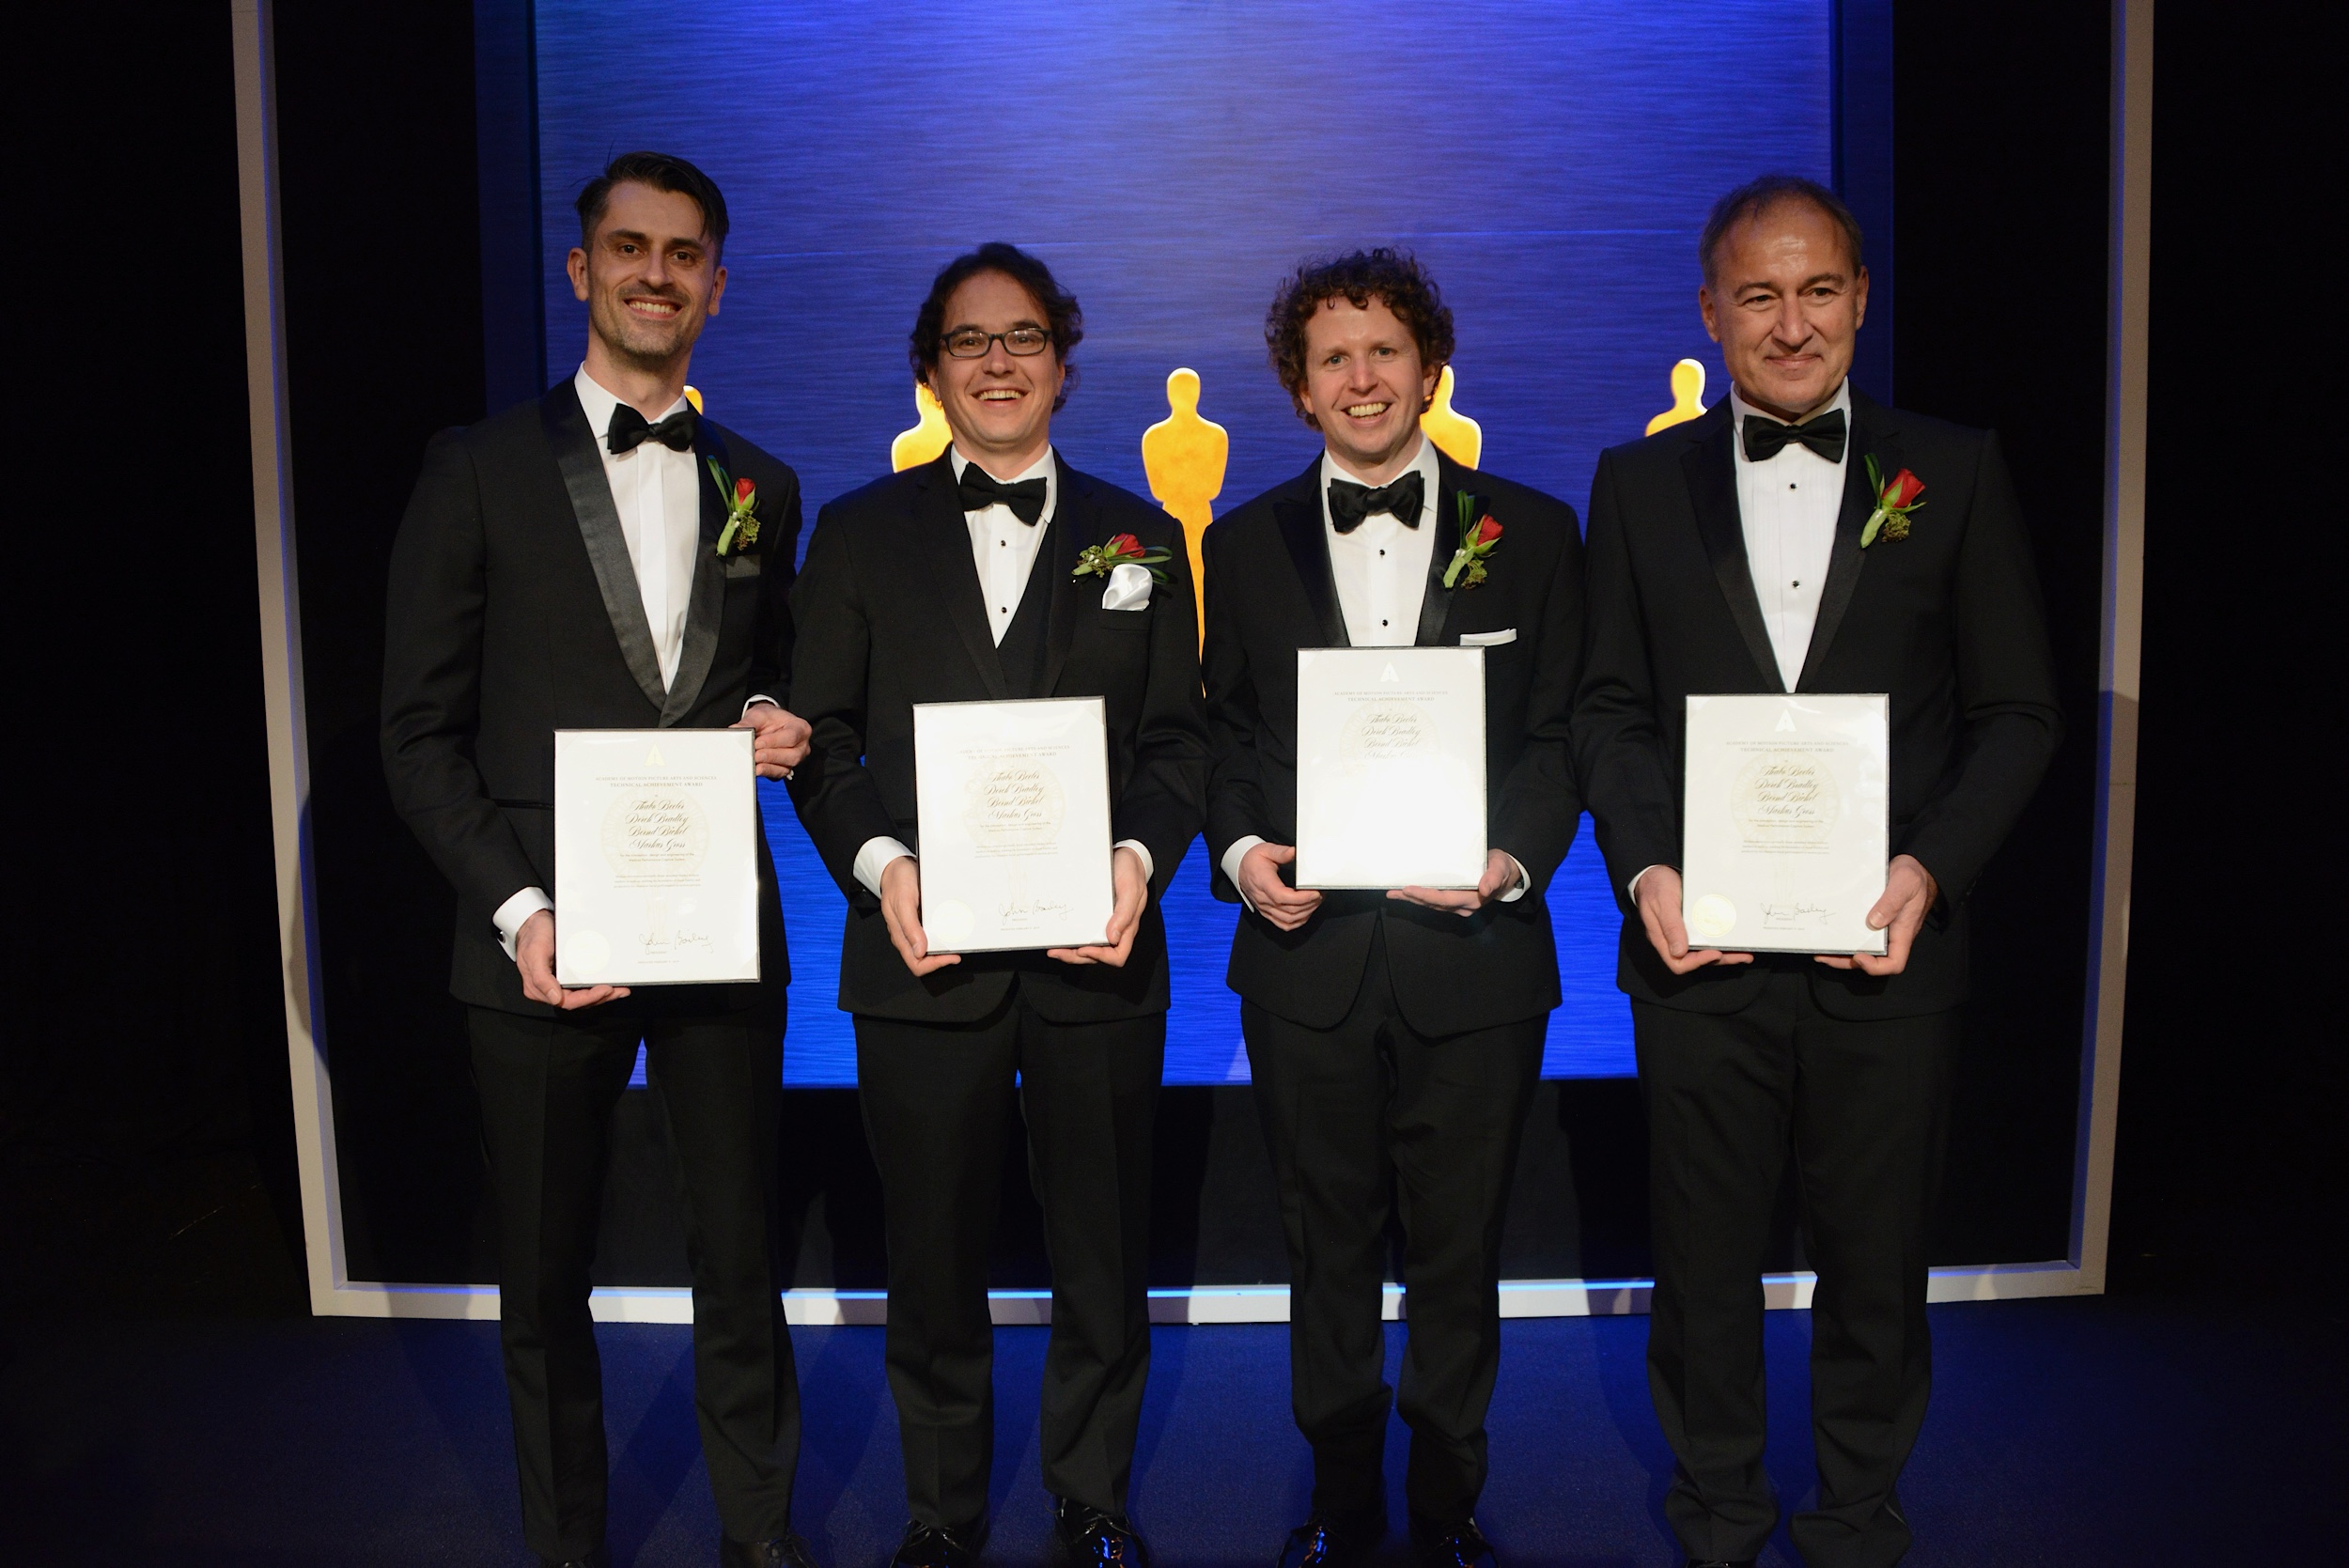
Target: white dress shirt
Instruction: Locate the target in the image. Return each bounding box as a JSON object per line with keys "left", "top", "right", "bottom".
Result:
{"left": 851, "top": 444, "right": 1153, "bottom": 904}
{"left": 1323, "top": 435, "right": 1442, "bottom": 646}
{"left": 1221, "top": 434, "right": 1524, "bottom": 908}
{"left": 490, "top": 367, "right": 711, "bottom": 958}
{"left": 1627, "top": 379, "right": 1852, "bottom": 903}
{"left": 568, "top": 365, "right": 702, "bottom": 689}
{"left": 1731, "top": 378, "right": 1851, "bottom": 691}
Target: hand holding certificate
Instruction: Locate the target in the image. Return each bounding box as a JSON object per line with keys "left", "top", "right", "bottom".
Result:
{"left": 1680, "top": 694, "right": 1890, "bottom": 956}
{"left": 554, "top": 728, "right": 762, "bottom": 986}
{"left": 910, "top": 697, "right": 1115, "bottom": 954}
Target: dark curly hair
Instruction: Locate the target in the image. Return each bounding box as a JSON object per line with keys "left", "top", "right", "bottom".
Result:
{"left": 1265, "top": 248, "right": 1455, "bottom": 428}
{"left": 909, "top": 242, "right": 1083, "bottom": 411}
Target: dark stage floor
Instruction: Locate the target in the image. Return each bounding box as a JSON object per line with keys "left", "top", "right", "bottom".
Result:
{"left": 6, "top": 1293, "right": 2341, "bottom": 1567}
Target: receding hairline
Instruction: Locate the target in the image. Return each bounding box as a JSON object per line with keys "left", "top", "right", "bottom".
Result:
{"left": 1703, "top": 192, "right": 1862, "bottom": 287}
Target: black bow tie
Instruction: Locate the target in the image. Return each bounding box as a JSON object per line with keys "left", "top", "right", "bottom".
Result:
{"left": 1328, "top": 471, "right": 1424, "bottom": 533}
{"left": 606, "top": 404, "right": 697, "bottom": 455}
{"left": 958, "top": 464, "right": 1049, "bottom": 525}
{"left": 1741, "top": 408, "right": 1846, "bottom": 464}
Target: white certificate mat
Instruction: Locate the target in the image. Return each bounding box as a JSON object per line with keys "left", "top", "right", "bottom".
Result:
{"left": 1295, "top": 646, "right": 1486, "bottom": 890}
{"left": 554, "top": 728, "right": 761, "bottom": 986}
{"left": 1681, "top": 693, "right": 1889, "bottom": 955}
{"left": 911, "top": 696, "right": 1115, "bottom": 953}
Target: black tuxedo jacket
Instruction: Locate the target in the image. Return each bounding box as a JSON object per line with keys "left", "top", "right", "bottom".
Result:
{"left": 1201, "top": 451, "right": 1586, "bottom": 1035}
{"left": 1574, "top": 390, "right": 2062, "bottom": 1019}
{"left": 381, "top": 381, "right": 801, "bottom": 1016}
{"left": 785, "top": 453, "right": 1209, "bottom": 1025}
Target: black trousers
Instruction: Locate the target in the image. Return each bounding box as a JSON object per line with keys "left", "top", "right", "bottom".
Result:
{"left": 469, "top": 1001, "right": 801, "bottom": 1560}
{"left": 854, "top": 992, "right": 1164, "bottom": 1530}
{"left": 1635, "top": 968, "right": 1958, "bottom": 1568}
{"left": 1242, "top": 934, "right": 1547, "bottom": 1525}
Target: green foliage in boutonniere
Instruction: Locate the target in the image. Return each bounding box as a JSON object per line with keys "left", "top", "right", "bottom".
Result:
{"left": 1441, "top": 491, "right": 1503, "bottom": 589}
{"left": 708, "top": 459, "right": 761, "bottom": 557}
{"left": 1860, "top": 456, "right": 1925, "bottom": 548}
{"left": 1072, "top": 532, "right": 1174, "bottom": 584}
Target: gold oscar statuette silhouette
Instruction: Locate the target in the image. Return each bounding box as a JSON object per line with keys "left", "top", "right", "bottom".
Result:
{"left": 684, "top": 385, "right": 704, "bottom": 413}
{"left": 1141, "top": 367, "right": 1228, "bottom": 646}
{"left": 1419, "top": 365, "right": 1483, "bottom": 469}
{"left": 1644, "top": 358, "right": 1708, "bottom": 435}
{"left": 892, "top": 382, "right": 954, "bottom": 472}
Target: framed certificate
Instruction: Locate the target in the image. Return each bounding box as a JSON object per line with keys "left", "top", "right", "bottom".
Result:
{"left": 1295, "top": 646, "right": 1486, "bottom": 890}
{"left": 1680, "top": 693, "right": 1890, "bottom": 955}
{"left": 553, "top": 728, "right": 761, "bottom": 986}
{"left": 911, "top": 695, "right": 1115, "bottom": 953}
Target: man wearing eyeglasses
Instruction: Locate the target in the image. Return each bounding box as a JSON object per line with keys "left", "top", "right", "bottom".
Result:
{"left": 786, "top": 243, "right": 1208, "bottom": 1568}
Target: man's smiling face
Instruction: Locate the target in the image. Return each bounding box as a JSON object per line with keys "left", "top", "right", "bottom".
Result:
{"left": 567, "top": 180, "right": 725, "bottom": 372}
{"left": 1298, "top": 295, "right": 1439, "bottom": 482}
{"left": 926, "top": 269, "right": 1065, "bottom": 473}
{"left": 1699, "top": 197, "right": 1868, "bottom": 422}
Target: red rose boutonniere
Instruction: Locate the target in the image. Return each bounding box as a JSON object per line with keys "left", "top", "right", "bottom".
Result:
{"left": 708, "top": 460, "right": 761, "bottom": 557}
{"left": 1072, "top": 531, "right": 1173, "bottom": 583}
{"left": 1442, "top": 492, "right": 1502, "bottom": 589}
{"left": 1860, "top": 457, "right": 1924, "bottom": 548}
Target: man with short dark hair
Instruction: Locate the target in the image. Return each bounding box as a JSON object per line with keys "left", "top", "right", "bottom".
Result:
{"left": 1201, "top": 250, "right": 1585, "bottom": 1568}
{"left": 381, "top": 152, "right": 817, "bottom": 1568}
{"left": 1574, "top": 175, "right": 2062, "bottom": 1568}
{"left": 786, "top": 242, "right": 1208, "bottom": 1568}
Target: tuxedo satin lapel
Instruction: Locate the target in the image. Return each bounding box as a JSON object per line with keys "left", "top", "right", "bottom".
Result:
{"left": 911, "top": 455, "right": 1010, "bottom": 700}
{"left": 1415, "top": 455, "right": 1470, "bottom": 646}
{"left": 542, "top": 386, "right": 667, "bottom": 710}
{"left": 1037, "top": 457, "right": 1090, "bottom": 697}
{"left": 1796, "top": 405, "right": 1891, "bottom": 692}
{"left": 661, "top": 422, "right": 730, "bottom": 724}
{"left": 1273, "top": 462, "right": 1347, "bottom": 647}
{"left": 1680, "top": 410, "right": 1784, "bottom": 692}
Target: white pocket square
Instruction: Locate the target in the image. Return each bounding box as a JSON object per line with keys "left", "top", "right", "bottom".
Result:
{"left": 1460, "top": 628, "right": 1517, "bottom": 646}
{"left": 1101, "top": 561, "right": 1154, "bottom": 611}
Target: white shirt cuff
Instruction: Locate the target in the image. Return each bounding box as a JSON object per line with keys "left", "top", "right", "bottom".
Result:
{"left": 1113, "top": 839, "right": 1154, "bottom": 884}
{"left": 1496, "top": 853, "right": 1531, "bottom": 903}
{"left": 492, "top": 886, "right": 555, "bottom": 962}
{"left": 1221, "top": 835, "right": 1269, "bottom": 913}
{"left": 743, "top": 695, "right": 779, "bottom": 716}
{"left": 1628, "top": 864, "right": 1668, "bottom": 901}
{"left": 853, "top": 836, "right": 915, "bottom": 899}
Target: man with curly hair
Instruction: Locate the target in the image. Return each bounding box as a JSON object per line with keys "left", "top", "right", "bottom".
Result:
{"left": 1200, "top": 250, "right": 1586, "bottom": 1568}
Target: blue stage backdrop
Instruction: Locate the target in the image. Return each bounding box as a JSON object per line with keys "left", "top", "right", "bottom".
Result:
{"left": 531, "top": 0, "right": 1834, "bottom": 1085}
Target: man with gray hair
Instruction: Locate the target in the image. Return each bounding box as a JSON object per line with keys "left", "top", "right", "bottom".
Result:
{"left": 1574, "top": 175, "right": 2061, "bottom": 1567}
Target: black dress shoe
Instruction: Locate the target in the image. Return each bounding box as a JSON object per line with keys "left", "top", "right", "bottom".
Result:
{"left": 1273, "top": 1511, "right": 1386, "bottom": 1568}
{"left": 721, "top": 1530, "right": 821, "bottom": 1568}
{"left": 1054, "top": 1498, "right": 1149, "bottom": 1567}
{"left": 893, "top": 1518, "right": 985, "bottom": 1568}
{"left": 1408, "top": 1514, "right": 1494, "bottom": 1568}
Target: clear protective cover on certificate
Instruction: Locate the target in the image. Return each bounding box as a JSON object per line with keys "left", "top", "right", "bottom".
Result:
{"left": 1680, "top": 693, "right": 1890, "bottom": 955}
{"left": 553, "top": 728, "right": 761, "bottom": 986}
{"left": 1295, "top": 646, "right": 1487, "bottom": 889}
{"left": 911, "top": 695, "right": 1115, "bottom": 953}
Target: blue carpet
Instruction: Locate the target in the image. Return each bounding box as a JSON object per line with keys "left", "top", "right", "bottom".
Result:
{"left": 5, "top": 1296, "right": 2340, "bottom": 1564}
